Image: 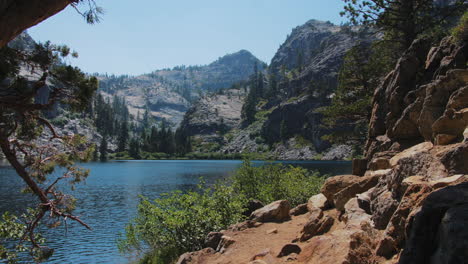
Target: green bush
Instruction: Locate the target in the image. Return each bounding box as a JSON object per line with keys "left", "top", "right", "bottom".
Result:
{"left": 452, "top": 11, "right": 468, "bottom": 43}
{"left": 231, "top": 161, "right": 324, "bottom": 207}
{"left": 118, "top": 184, "right": 247, "bottom": 264}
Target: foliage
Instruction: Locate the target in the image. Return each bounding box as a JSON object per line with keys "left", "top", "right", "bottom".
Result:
{"left": 318, "top": 40, "right": 397, "bottom": 147}
{"left": 341, "top": 0, "right": 468, "bottom": 49}
{"left": 0, "top": 40, "right": 97, "bottom": 262}
{"left": 452, "top": 11, "right": 468, "bottom": 43}
{"left": 118, "top": 184, "right": 247, "bottom": 263}
{"left": 231, "top": 161, "right": 324, "bottom": 207}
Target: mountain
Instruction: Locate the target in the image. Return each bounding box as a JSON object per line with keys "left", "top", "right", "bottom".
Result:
{"left": 180, "top": 19, "right": 376, "bottom": 160}
{"left": 97, "top": 50, "right": 265, "bottom": 127}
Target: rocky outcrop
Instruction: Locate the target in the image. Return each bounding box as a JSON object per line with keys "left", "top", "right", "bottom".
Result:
{"left": 178, "top": 87, "right": 246, "bottom": 148}
{"left": 366, "top": 36, "right": 468, "bottom": 160}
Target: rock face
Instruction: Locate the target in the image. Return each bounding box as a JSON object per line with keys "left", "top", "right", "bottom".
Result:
{"left": 178, "top": 87, "right": 247, "bottom": 149}
{"left": 366, "top": 36, "right": 468, "bottom": 160}
{"left": 98, "top": 50, "right": 264, "bottom": 127}
{"left": 182, "top": 20, "right": 374, "bottom": 158}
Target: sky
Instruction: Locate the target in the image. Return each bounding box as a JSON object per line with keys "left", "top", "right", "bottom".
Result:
{"left": 28, "top": 0, "right": 346, "bottom": 76}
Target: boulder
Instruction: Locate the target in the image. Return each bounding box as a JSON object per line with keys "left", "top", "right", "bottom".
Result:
{"left": 400, "top": 182, "right": 468, "bottom": 264}
{"left": 371, "top": 190, "right": 399, "bottom": 230}
{"left": 277, "top": 244, "right": 302, "bottom": 257}
{"left": 434, "top": 133, "right": 457, "bottom": 145}
{"left": 333, "top": 174, "right": 380, "bottom": 211}
{"left": 321, "top": 175, "right": 362, "bottom": 206}
{"left": 204, "top": 232, "right": 223, "bottom": 250}
{"left": 369, "top": 157, "right": 391, "bottom": 171}
{"left": 216, "top": 236, "right": 236, "bottom": 253}
{"left": 343, "top": 198, "right": 372, "bottom": 227}
{"left": 300, "top": 212, "right": 334, "bottom": 242}
{"left": 356, "top": 187, "right": 373, "bottom": 214}
{"left": 290, "top": 203, "right": 308, "bottom": 216}
{"left": 440, "top": 142, "right": 468, "bottom": 174}
{"left": 250, "top": 200, "right": 291, "bottom": 223}
{"left": 307, "top": 193, "right": 329, "bottom": 212}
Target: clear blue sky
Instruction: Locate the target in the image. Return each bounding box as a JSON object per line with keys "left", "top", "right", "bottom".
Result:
{"left": 29, "top": 0, "right": 346, "bottom": 75}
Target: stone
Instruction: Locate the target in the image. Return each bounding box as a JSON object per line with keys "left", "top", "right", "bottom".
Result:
{"left": 250, "top": 248, "right": 270, "bottom": 260}
{"left": 204, "top": 232, "right": 223, "bottom": 250}
{"left": 321, "top": 175, "right": 362, "bottom": 206}
{"left": 389, "top": 142, "right": 433, "bottom": 167}
{"left": 435, "top": 133, "right": 457, "bottom": 145}
{"left": 307, "top": 193, "right": 329, "bottom": 212}
{"left": 400, "top": 182, "right": 468, "bottom": 264}
{"left": 356, "top": 188, "right": 373, "bottom": 214}
{"left": 228, "top": 220, "right": 261, "bottom": 231}
{"left": 375, "top": 236, "right": 398, "bottom": 259}
{"left": 440, "top": 142, "right": 468, "bottom": 175}
{"left": 277, "top": 243, "right": 301, "bottom": 257}
{"left": 371, "top": 191, "right": 399, "bottom": 230}
{"left": 266, "top": 228, "right": 278, "bottom": 235}
{"left": 289, "top": 203, "right": 308, "bottom": 216}
{"left": 300, "top": 214, "right": 334, "bottom": 242}
{"left": 430, "top": 174, "right": 466, "bottom": 189}
{"left": 333, "top": 174, "right": 380, "bottom": 211}
{"left": 369, "top": 157, "right": 391, "bottom": 171}
{"left": 176, "top": 248, "right": 215, "bottom": 264}
{"left": 352, "top": 158, "right": 368, "bottom": 176}
{"left": 343, "top": 198, "right": 372, "bottom": 227}
{"left": 216, "top": 236, "right": 236, "bottom": 253}
{"left": 250, "top": 200, "right": 291, "bottom": 223}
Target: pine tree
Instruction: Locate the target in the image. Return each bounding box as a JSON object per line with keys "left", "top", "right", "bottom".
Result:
{"left": 129, "top": 138, "right": 141, "bottom": 159}
{"left": 99, "top": 136, "right": 108, "bottom": 162}
{"left": 117, "top": 121, "right": 129, "bottom": 152}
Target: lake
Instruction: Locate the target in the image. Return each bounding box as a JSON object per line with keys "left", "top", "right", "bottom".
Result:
{"left": 0, "top": 160, "right": 351, "bottom": 263}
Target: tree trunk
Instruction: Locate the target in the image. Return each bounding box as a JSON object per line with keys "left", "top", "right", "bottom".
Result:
{"left": 0, "top": 0, "right": 72, "bottom": 47}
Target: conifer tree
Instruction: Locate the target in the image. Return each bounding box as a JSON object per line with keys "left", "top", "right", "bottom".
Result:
{"left": 99, "top": 136, "right": 108, "bottom": 162}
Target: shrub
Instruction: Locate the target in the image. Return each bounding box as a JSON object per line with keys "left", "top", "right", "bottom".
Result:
{"left": 231, "top": 161, "right": 324, "bottom": 207}
{"left": 118, "top": 184, "right": 247, "bottom": 263}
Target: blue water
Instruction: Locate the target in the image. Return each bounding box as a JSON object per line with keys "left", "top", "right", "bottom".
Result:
{"left": 0, "top": 160, "right": 351, "bottom": 263}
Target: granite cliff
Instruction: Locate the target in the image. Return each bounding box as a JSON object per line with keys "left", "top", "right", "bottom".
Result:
{"left": 180, "top": 20, "right": 376, "bottom": 159}
{"left": 98, "top": 50, "right": 264, "bottom": 127}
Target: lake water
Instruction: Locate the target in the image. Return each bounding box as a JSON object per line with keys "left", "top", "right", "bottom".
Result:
{"left": 0, "top": 160, "right": 351, "bottom": 263}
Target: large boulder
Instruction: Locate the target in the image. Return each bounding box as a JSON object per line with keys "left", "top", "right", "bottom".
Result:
{"left": 250, "top": 200, "right": 291, "bottom": 223}
{"left": 333, "top": 174, "right": 380, "bottom": 211}
{"left": 321, "top": 175, "right": 362, "bottom": 205}
{"left": 400, "top": 182, "right": 468, "bottom": 264}
{"left": 307, "top": 193, "right": 329, "bottom": 212}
